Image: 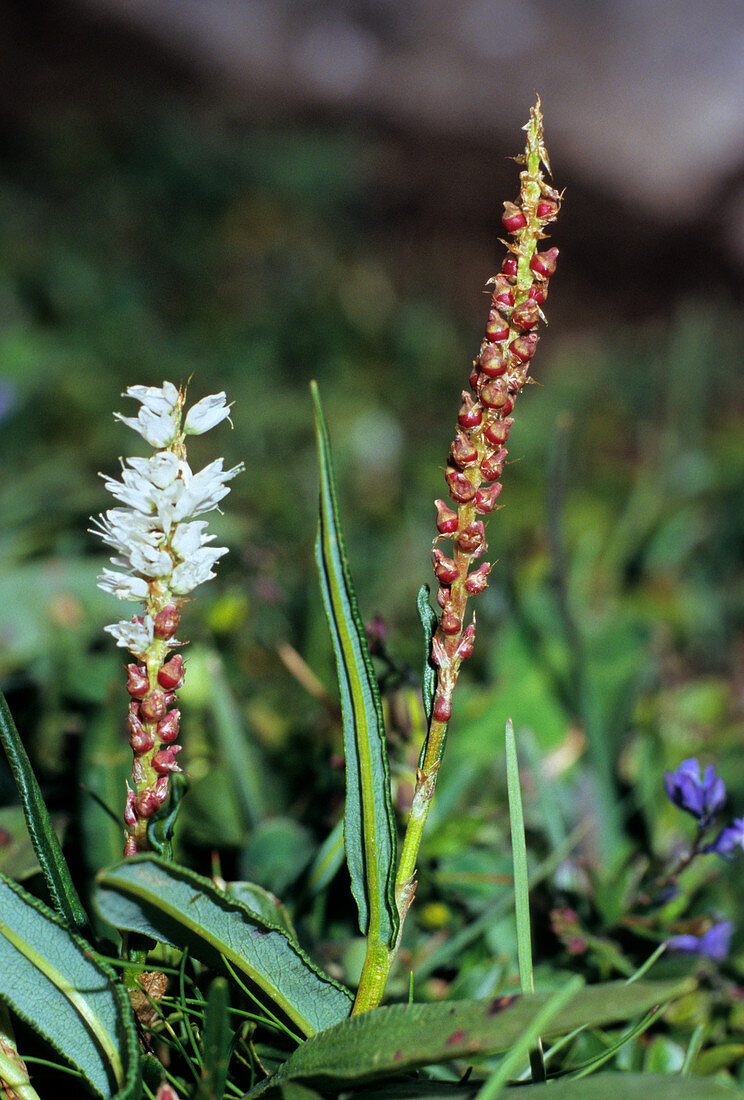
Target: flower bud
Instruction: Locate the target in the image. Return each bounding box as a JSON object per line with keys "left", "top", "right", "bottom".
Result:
{"left": 510, "top": 332, "right": 539, "bottom": 362}
{"left": 500, "top": 255, "right": 518, "bottom": 279}
{"left": 478, "top": 343, "right": 506, "bottom": 377}
{"left": 432, "top": 548, "right": 459, "bottom": 584}
{"left": 475, "top": 482, "right": 504, "bottom": 514}
{"left": 440, "top": 610, "right": 461, "bottom": 635}
{"left": 135, "top": 790, "right": 161, "bottom": 818}
{"left": 140, "top": 689, "right": 166, "bottom": 721}
{"left": 432, "top": 694, "right": 452, "bottom": 722}
{"left": 465, "top": 562, "right": 491, "bottom": 595}
{"left": 445, "top": 467, "right": 476, "bottom": 503}
{"left": 456, "top": 521, "right": 486, "bottom": 554}
{"left": 502, "top": 201, "right": 527, "bottom": 233}
{"left": 158, "top": 654, "right": 184, "bottom": 690}
{"left": 484, "top": 417, "right": 514, "bottom": 446}
{"left": 480, "top": 378, "right": 510, "bottom": 411}
{"left": 529, "top": 247, "right": 559, "bottom": 279}
{"left": 152, "top": 745, "right": 182, "bottom": 774}
{"left": 457, "top": 392, "right": 483, "bottom": 429}
{"left": 485, "top": 309, "right": 510, "bottom": 342}
{"left": 126, "top": 664, "right": 149, "bottom": 698}
{"left": 153, "top": 604, "right": 181, "bottom": 639}
{"left": 157, "top": 708, "right": 180, "bottom": 744}
{"left": 481, "top": 447, "right": 507, "bottom": 481}
{"left": 434, "top": 499, "right": 459, "bottom": 534}
{"left": 511, "top": 300, "right": 540, "bottom": 331}
{"left": 450, "top": 430, "right": 478, "bottom": 468}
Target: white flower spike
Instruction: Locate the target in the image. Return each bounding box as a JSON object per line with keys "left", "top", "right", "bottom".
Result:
{"left": 92, "top": 381, "right": 243, "bottom": 856}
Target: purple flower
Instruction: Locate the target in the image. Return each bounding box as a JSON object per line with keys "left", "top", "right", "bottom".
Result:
{"left": 668, "top": 920, "right": 733, "bottom": 961}
{"left": 664, "top": 758, "right": 726, "bottom": 827}
{"left": 706, "top": 817, "right": 744, "bottom": 857}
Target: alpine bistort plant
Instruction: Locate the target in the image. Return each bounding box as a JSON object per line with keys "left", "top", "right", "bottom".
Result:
{"left": 91, "top": 382, "right": 242, "bottom": 855}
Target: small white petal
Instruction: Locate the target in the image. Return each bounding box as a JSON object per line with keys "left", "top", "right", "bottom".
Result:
{"left": 184, "top": 393, "right": 232, "bottom": 435}
{"left": 174, "top": 459, "right": 244, "bottom": 521}
{"left": 171, "top": 547, "right": 228, "bottom": 594}
{"left": 97, "top": 569, "right": 150, "bottom": 601}
{"left": 125, "top": 382, "right": 180, "bottom": 416}
{"left": 170, "top": 520, "right": 212, "bottom": 559}
{"left": 104, "top": 615, "right": 154, "bottom": 657}
{"left": 114, "top": 407, "right": 179, "bottom": 449}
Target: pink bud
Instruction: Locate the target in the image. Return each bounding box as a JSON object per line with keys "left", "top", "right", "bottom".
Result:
{"left": 126, "top": 664, "right": 149, "bottom": 699}
{"left": 475, "top": 483, "right": 503, "bottom": 514}
{"left": 446, "top": 467, "right": 476, "bottom": 504}
{"left": 502, "top": 201, "right": 527, "bottom": 233}
{"left": 484, "top": 417, "right": 514, "bottom": 447}
{"left": 158, "top": 654, "right": 184, "bottom": 690}
{"left": 450, "top": 430, "right": 478, "bottom": 468}
{"left": 481, "top": 447, "right": 507, "bottom": 482}
{"left": 440, "top": 610, "right": 461, "bottom": 635}
{"left": 478, "top": 343, "right": 506, "bottom": 378}
{"left": 500, "top": 255, "right": 518, "bottom": 279}
{"left": 432, "top": 548, "right": 459, "bottom": 584}
{"left": 152, "top": 745, "right": 182, "bottom": 774}
{"left": 480, "top": 378, "right": 510, "bottom": 411}
{"left": 157, "top": 708, "right": 180, "bottom": 743}
{"left": 529, "top": 247, "right": 559, "bottom": 279}
{"left": 456, "top": 521, "right": 486, "bottom": 554}
{"left": 485, "top": 308, "right": 510, "bottom": 342}
{"left": 510, "top": 332, "right": 539, "bottom": 363}
{"left": 511, "top": 300, "right": 540, "bottom": 331}
{"left": 434, "top": 499, "right": 459, "bottom": 534}
{"left": 135, "top": 791, "right": 161, "bottom": 818}
{"left": 432, "top": 694, "right": 452, "bottom": 722}
{"left": 457, "top": 392, "right": 483, "bottom": 429}
{"left": 465, "top": 562, "right": 491, "bottom": 595}
{"left": 140, "top": 690, "right": 166, "bottom": 721}
{"left": 153, "top": 604, "right": 181, "bottom": 639}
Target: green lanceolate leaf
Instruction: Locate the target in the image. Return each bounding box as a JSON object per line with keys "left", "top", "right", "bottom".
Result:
{"left": 0, "top": 872, "right": 140, "bottom": 1099}
{"left": 95, "top": 855, "right": 352, "bottom": 1038}
{"left": 195, "top": 978, "right": 231, "bottom": 1100}
{"left": 0, "top": 689, "right": 89, "bottom": 934}
{"left": 252, "top": 978, "right": 694, "bottom": 1092}
{"left": 310, "top": 382, "right": 398, "bottom": 948}
{"left": 516, "top": 1073, "right": 740, "bottom": 1099}
{"left": 417, "top": 585, "right": 438, "bottom": 724}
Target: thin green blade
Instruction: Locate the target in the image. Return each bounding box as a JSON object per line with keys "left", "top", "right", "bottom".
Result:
{"left": 0, "top": 689, "right": 89, "bottom": 934}
{"left": 95, "top": 855, "right": 352, "bottom": 1038}
{"left": 195, "top": 977, "right": 231, "bottom": 1100}
{"left": 0, "top": 873, "right": 139, "bottom": 1099}
{"left": 311, "top": 382, "right": 398, "bottom": 948}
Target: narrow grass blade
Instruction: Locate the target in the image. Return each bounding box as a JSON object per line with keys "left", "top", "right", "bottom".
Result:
{"left": 195, "top": 977, "right": 231, "bottom": 1100}
{"left": 416, "top": 585, "right": 438, "bottom": 723}
{"left": 0, "top": 689, "right": 89, "bottom": 934}
{"left": 311, "top": 382, "right": 398, "bottom": 948}
{"left": 307, "top": 818, "right": 344, "bottom": 895}
{"left": 0, "top": 873, "right": 140, "bottom": 1099}
{"left": 207, "top": 650, "right": 269, "bottom": 826}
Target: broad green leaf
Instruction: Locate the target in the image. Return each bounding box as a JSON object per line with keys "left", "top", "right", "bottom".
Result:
{"left": 0, "top": 689, "right": 89, "bottom": 934}
{"left": 253, "top": 978, "right": 694, "bottom": 1091}
{"left": 311, "top": 382, "right": 398, "bottom": 947}
{"left": 0, "top": 873, "right": 140, "bottom": 1099}
{"left": 225, "top": 881, "right": 297, "bottom": 941}
{"left": 195, "top": 978, "right": 231, "bottom": 1100}
{"left": 416, "top": 585, "right": 438, "bottom": 724}
{"left": 95, "top": 855, "right": 352, "bottom": 1037}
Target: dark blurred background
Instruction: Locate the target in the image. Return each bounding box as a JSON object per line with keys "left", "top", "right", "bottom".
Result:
{"left": 2, "top": 0, "right": 744, "bottom": 933}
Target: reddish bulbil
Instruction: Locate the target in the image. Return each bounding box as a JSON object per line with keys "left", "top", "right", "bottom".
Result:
{"left": 457, "top": 392, "right": 483, "bottom": 428}
{"left": 446, "top": 467, "right": 476, "bottom": 503}
{"left": 484, "top": 417, "right": 514, "bottom": 447}
{"left": 434, "top": 499, "right": 459, "bottom": 534}
{"left": 126, "top": 664, "right": 149, "bottom": 699}
{"left": 157, "top": 708, "right": 180, "bottom": 743}
{"left": 502, "top": 201, "right": 527, "bottom": 233}
{"left": 152, "top": 745, "right": 182, "bottom": 774}
{"left": 135, "top": 791, "right": 161, "bottom": 818}
{"left": 536, "top": 199, "right": 558, "bottom": 221}
{"left": 480, "top": 378, "right": 511, "bottom": 411}
{"left": 440, "top": 610, "right": 461, "bottom": 635}
{"left": 528, "top": 285, "right": 546, "bottom": 305}
{"left": 432, "top": 694, "right": 452, "bottom": 722}
{"left": 465, "top": 562, "right": 492, "bottom": 595}
{"left": 485, "top": 309, "right": 510, "bottom": 342}
{"left": 489, "top": 275, "right": 515, "bottom": 306}
{"left": 456, "top": 521, "right": 486, "bottom": 555}
{"left": 158, "top": 654, "right": 184, "bottom": 690}
{"left": 478, "top": 343, "right": 506, "bottom": 377}
{"left": 481, "top": 447, "right": 507, "bottom": 481}
{"left": 511, "top": 300, "right": 540, "bottom": 331}
{"left": 475, "top": 483, "right": 504, "bottom": 514}
{"left": 500, "top": 255, "right": 518, "bottom": 279}
{"left": 140, "top": 689, "right": 166, "bottom": 721}
{"left": 153, "top": 604, "right": 181, "bottom": 639}
{"left": 457, "top": 625, "right": 476, "bottom": 660}
{"left": 432, "top": 548, "right": 459, "bottom": 584}
{"left": 529, "top": 247, "right": 559, "bottom": 279}
{"left": 510, "top": 332, "right": 539, "bottom": 363}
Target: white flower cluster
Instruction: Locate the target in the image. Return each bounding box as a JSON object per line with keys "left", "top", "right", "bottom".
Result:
{"left": 92, "top": 383, "right": 242, "bottom": 657}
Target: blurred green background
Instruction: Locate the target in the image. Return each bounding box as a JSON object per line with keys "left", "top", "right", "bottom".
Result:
{"left": 3, "top": 3, "right": 744, "bottom": 1039}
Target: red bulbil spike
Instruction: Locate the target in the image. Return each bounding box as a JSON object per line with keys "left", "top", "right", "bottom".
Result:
{"left": 510, "top": 332, "right": 539, "bottom": 363}
{"left": 475, "top": 482, "right": 504, "bottom": 514}
{"left": 432, "top": 548, "right": 460, "bottom": 584}
{"left": 432, "top": 694, "right": 452, "bottom": 722}
{"left": 440, "top": 610, "right": 461, "bottom": 635}
{"left": 536, "top": 198, "right": 558, "bottom": 221}
{"left": 484, "top": 416, "right": 514, "bottom": 446}
{"left": 500, "top": 255, "right": 519, "bottom": 278}
{"left": 478, "top": 343, "right": 506, "bottom": 377}
{"left": 502, "top": 201, "right": 527, "bottom": 233}
{"left": 481, "top": 447, "right": 507, "bottom": 481}
{"left": 456, "top": 520, "right": 486, "bottom": 554}
{"left": 435, "top": 499, "right": 459, "bottom": 534}
{"left": 140, "top": 689, "right": 166, "bottom": 721}
{"left": 154, "top": 604, "right": 181, "bottom": 640}
{"left": 530, "top": 247, "right": 559, "bottom": 279}
{"left": 465, "top": 562, "right": 492, "bottom": 595}
{"left": 511, "top": 300, "right": 540, "bottom": 331}
{"left": 152, "top": 745, "right": 182, "bottom": 775}
{"left": 485, "top": 309, "right": 510, "bottom": 342}
{"left": 457, "top": 392, "right": 483, "bottom": 428}
{"left": 157, "top": 708, "right": 180, "bottom": 744}
{"left": 158, "top": 654, "right": 184, "bottom": 690}
{"left": 446, "top": 467, "right": 476, "bottom": 503}
{"left": 480, "top": 378, "right": 511, "bottom": 411}
{"left": 135, "top": 791, "right": 161, "bottom": 818}
{"left": 436, "top": 586, "right": 449, "bottom": 609}
{"left": 126, "top": 664, "right": 149, "bottom": 699}
{"left": 528, "top": 285, "right": 546, "bottom": 305}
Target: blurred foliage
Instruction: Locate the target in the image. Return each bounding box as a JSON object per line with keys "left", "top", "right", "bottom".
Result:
{"left": 3, "top": 97, "right": 744, "bottom": 1089}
